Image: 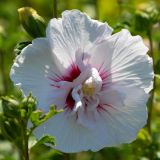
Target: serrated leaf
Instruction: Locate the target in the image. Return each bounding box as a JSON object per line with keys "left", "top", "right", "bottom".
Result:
{"left": 31, "top": 105, "right": 63, "bottom": 129}
{"left": 44, "top": 105, "right": 63, "bottom": 121}
{"left": 31, "top": 135, "right": 55, "bottom": 150}
{"left": 30, "top": 110, "right": 44, "bottom": 126}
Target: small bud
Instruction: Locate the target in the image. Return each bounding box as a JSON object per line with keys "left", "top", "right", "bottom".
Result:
{"left": 21, "top": 93, "right": 37, "bottom": 119}
{"left": 21, "top": 93, "right": 37, "bottom": 110}
{"left": 18, "top": 7, "right": 46, "bottom": 38}
{"left": 1, "top": 97, "right": 20, "bottom": 118}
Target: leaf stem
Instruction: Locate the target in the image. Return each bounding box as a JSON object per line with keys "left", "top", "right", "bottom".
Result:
{"left": 147, "top": 29, "right": 154, "bottom": 59}
{"left": 19, "top": 119, "right": 29, "bottom": 160}
{"left": 53, "top": 0, "right": 58, "bottom": 18}
{"left": 24, "top": 124, "right": 29, "bottom": 160}
{"left": 95, "top": 0, "right": 99, "bottom": 19}
{"left": 147, "top": 27, "right": 155, "bottom": 160}
{"left": 0, "top": 50, "right": 8, "bottom": 95}
{"left": 147, "top": 28, "right": 154, "bottom": 135}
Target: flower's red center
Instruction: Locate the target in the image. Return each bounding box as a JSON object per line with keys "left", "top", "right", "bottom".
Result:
{"left": 63, "top": 64, "right": 81, "bottom": 82}
{"left": 66, "top": 90, "right": 75, "bottom": 110}
{"left": 50, "top": 63, "right": 108, "bottom": 111}
{"left": 63, "top": 64, "right": 81, "bottom": 110}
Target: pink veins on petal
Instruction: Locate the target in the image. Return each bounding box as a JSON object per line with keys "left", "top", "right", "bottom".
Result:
{"left": 49, "top": 63, "right": 81, "bottom": 110}
{"left": 63, "top": 64, "right": 81, "bottom": 82}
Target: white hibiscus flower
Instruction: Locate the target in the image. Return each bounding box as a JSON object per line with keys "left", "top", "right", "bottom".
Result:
{"left": 10, "top": 10, "right": 153, "bottom": 153}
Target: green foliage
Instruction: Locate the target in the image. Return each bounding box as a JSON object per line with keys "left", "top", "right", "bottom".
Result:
{"left": 0, "top": 94, "right": 61, "bottom": 160}
{"left": 134, "top": 2, "right": 160, "bottom": 33}
{"left": 0, "top": 95, "right": 36, "bottom": 146}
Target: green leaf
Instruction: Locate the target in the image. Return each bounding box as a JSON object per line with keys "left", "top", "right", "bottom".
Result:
{"left": 137, "top": 128, "right": 151, "bottom": 142}
{"left": 30, "top": 110, "right": 44, "bottom": 126}
{"left": 30, "top": 105, "right": 63, "bottom": 128}
{"left": 14, "top": 41, "right": 31, "bottom": 55}
{"left": 134, "top": 2, "right": 160, "bottom": 33}
{"left": 113, "top": 20, "right": 132, "bottom": 33}
{"left": 0, "top": 116, "right": 20, "bottom": 142}
{"left": 1, "top": 96, "right": 20, "bottom": 118}
{"left": 31, "top": 135, "right": 55, "bottom": 150}
{"left": 134, "top": 10, "right": 151, "bottom": 33}
{"left": 44, "top": 105, "right": 63, "bottom": 121}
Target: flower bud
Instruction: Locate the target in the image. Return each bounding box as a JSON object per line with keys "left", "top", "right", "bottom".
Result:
{"left": 21, "top": 93, "right": 37, "bottom": 120}
{"left": 18, "top": 7, "right": 46, "bottom": 38}
{"left": 1, "top": 97, "right": 20, "bottom": 118}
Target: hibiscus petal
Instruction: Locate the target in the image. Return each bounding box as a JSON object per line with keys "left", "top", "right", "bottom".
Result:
{"left": 46, "top": 10, "right": 113, "bottom": 68}
{"left": 101, "top": 29, "right": 153, "bottom": 93}
{"left": 92, "top": 86, "right": 148, "bottom": 150}
{"left": 10, "top": 38, "right": 70, "bottom": 111}
{"left": 34, "top": 85, "right": 148, "bottom": 153}
{"left": 34, "top": 112, "right": 95, "bottom": 153}
{"left": 87, "top": 40, "right": 113, "bottom": 71}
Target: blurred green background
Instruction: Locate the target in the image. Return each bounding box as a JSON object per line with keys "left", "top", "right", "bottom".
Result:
{"left": 0, "top": 0, "right": 160, "bottom": 160}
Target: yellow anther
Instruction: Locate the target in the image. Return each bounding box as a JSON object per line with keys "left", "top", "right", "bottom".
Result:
{"left": 82, "top": 76, "right": 96, "bottom": 96}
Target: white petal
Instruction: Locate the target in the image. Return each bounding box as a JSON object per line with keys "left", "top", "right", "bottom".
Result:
{"left": 102, "top": 29, "right": 153, "bottom": 92}
{"left": 48, "top": 81, "right": 73, "bottom": 110}
{"left": 76, "top": 107, "right": 99, "bottom": 130}
{"left": 34, "top": 86, "right": 148, "bottom": 153}
{"left": 88, "top": 40, "right": 113, "bottom": 71}
{"left": 34, "top": 112, "right": 95, "bottom": 153}
{"left": 46, "top": 10, "right": 113, "bottom": 68}
{"left": 92, "top": 86, "right": 148, "bottom": 150}
{"left": 10, "top": 38, "right": 70, "bottom": 111}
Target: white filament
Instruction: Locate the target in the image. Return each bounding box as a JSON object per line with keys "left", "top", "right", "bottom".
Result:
{"left": 71, "top": 85, "right": 83, "bottom": 112}
{"left": 71, "top": 68, "right": 102, "bottom": 113}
